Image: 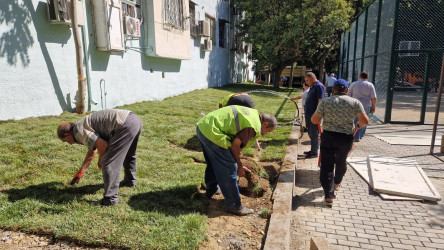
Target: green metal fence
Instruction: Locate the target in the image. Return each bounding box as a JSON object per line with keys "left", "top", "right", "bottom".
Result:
{"left": 339, "top": 0, "right": 444, "bottom": 124}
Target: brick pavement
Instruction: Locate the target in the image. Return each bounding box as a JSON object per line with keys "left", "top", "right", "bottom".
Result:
{"left": 290, "top": 124, "right": 444, "bottom": 250}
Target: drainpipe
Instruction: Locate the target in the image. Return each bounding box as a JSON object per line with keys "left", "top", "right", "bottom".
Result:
{"left": 71, "top": 0, "right": 86, "bottom": 114}
{"left": 81, "top": 25, "right": 97, "bottom": 111}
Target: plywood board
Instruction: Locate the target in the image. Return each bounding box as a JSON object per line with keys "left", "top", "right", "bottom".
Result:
{"left": 347, "top": 157, "right": 422, "bottom": 201}
{"left": 373, "top": 134, "right": 441, "bottom": 146}
{"left": 368, "top": 155, "right": 442, "bottom": 201}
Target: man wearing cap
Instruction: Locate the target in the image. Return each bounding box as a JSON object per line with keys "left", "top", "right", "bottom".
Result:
{"left": 311, "top": 79, "right": 369, "bottom": 206}
{"left": 196, "top": 106, "right": 277, "bottom": 215}
{"left": 304, "top": 72, "right": 325, "bottom": 158}
{"left": 347, "top": 72, "right": 377, "bottom": 142}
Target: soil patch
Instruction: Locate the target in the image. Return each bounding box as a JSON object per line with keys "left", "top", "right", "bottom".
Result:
{"left": 199, "top": 148, "right": 282, "bottom": 250}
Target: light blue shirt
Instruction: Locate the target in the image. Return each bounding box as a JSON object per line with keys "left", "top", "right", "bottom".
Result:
{"left": 347, "top": 80, "right": 377, "bottom": 108}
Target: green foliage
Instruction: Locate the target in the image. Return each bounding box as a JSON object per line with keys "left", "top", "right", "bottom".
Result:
{"left": 234, "top": 0, "right": 354, "bottom": 75}
{"left": 259, "top": 208, "right": 269, "bottom": 218}
{"left": 0, "top": 84, "right": 299, "bottom": 248}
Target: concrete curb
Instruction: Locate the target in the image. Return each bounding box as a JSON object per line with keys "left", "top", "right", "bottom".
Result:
{"left": 263, "top": 126, "right": 299, "bottom": 250}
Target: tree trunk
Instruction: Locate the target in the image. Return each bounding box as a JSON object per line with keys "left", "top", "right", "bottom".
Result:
{"left": 273, "top": 67, "right": 285, "bottom": 88}
{"left": 319, "top": 58, "right": 326, "bottom": 85}
{"left": 72, "top": 0, "right": 86, "bottom": 114}
{"left": 289, "top": 63, "right": 295, "bottom": 88}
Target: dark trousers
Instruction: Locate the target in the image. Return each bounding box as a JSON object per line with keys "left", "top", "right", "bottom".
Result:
{"left": 196, "top": 127, "right": 242, "bottom": 210}
{"left": 306, "top": 113, "right": 319, "bottom": 154}
{"left": 326, "top": 87, "right": 333, "bottom": 97}
{"left": 319, "top": 131, "right": 353, "bottom": 199}
{"left": 100, "top": 113, "right": 143, "bottom": 205}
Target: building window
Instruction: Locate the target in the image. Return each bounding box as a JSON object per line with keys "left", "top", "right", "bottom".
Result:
{"left": 205, "top": 14, "right": 216, "bottom": 45}
{"left": 218, "top": 19, "right": 228, "bottom": 48}
{"left": 163, "top": 0, "right": 185, "bottom": 30}
{"left": 189, "top": 1, "right": 197, "bottom": 37}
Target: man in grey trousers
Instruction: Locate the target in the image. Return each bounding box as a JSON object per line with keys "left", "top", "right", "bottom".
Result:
{"left": 57, "top": 109, "right": 143, "bottom": 206}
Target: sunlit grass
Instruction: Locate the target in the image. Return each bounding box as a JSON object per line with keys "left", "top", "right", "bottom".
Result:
{"left": 0, "top": 83, "right": 300, "bottom": 248}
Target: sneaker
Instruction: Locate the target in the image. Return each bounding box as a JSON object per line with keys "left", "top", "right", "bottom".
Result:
{"left": 305, "top": 152, "right": 318, "bottom": 159}
{"left": 120, "top": 180, "right": 136, "bottom": 187}
{"left": 334, "top": 184, "right": 341, "bottom": 191}
{"left": 322, "top": 198, "right": 333, "bottom": 207}
{"left": 226, "top": 206, "right": 254, "bottom": 216}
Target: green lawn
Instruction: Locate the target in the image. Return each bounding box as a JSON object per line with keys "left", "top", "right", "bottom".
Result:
{"left": 0, "top": 83, "right": 300, "bottom": 249}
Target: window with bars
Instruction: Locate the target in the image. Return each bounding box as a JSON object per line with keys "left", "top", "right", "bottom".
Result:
{"left": 163, "top": 0, "right": 186, "bottom": 30}
{"left": 189, "top": 1, "right": 197, "bottom": 37}
{"left": 205, "top": 14, "right": 216, "bottom": 45}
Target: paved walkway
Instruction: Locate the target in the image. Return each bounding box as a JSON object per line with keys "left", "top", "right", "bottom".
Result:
{"left": 290, "top": 124, "right": 444, "bottom": 249}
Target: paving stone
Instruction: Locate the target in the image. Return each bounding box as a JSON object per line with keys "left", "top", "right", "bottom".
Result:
{"left": 395, "top": 229, "right": 419, "bottom": 236}
{"left": 399, "top": 239, "right": 425, "bottom": 247}
{"left": 377, "top": 236, "right": 401, "bottom": 244}
{"left": 356, "top": 232, "right": 378, "bottom": 240}
{"left": 347, "top": 236, "right": 369, "bottom": 244}
{"left": 358, "top": 243, "right": 383, "bottom": 250}
{"left": 337, "top": 239, "right": 360, "bottom": 248}
{"left": 391, "top": 243, "right": 416, "bottom": 249}
{"left": 423, "top": 241, "right": 444, "bottom": 248}
{"left": 429, "top": 237, "right": 444, "bottom": 244}
{"left": 369, "top": 239, "right": 393, "bottom": 247}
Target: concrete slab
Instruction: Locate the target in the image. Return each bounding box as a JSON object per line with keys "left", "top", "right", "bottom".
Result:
{"left": 369, "top": 155, "right": 442, "bottom": 201}
{"left": 347, "top": 157, "right": 422, "bottom": 201}
{"left": 373, "top": 134, "right": 442, "bottom": 146}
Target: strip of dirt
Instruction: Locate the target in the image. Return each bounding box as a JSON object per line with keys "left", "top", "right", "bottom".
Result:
{"left": 199, "top": 146, "right": 281, "bottom": 250}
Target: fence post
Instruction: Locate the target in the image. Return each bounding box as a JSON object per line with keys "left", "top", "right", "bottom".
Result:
{"left": 430, "top": 53, "right": 444, "bottom": 154}
{"left": 384, "top": 0, "right": 401, "bottom": 123}
{"left": 420, "top": 52, "right": 431, "bottom": 124}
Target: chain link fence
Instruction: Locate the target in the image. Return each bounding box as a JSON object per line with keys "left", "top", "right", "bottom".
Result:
{"left": 339, "top": 0, "right": 444, "bottom": 125}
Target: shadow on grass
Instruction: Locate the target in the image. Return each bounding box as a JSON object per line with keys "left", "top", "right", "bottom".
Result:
{"left": 128, "top": 185, "right": 207, "bottom": 215}
{"left": 3, "top": 182, "right": 102, "bottom": 204}
{"left": 184, "top": 135, "right": 202, "bottom": 152}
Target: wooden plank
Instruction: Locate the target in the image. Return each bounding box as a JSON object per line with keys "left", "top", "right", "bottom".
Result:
{"left": 347, "top": 157, "right": 422, "bottom": 201}
{"left": 368, "top": 155, "right": 442, "bottom": 201}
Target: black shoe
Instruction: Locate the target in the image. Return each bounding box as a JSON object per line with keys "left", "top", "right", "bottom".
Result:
{"left": 303, "top": 127, "right": 308, "bottom": 132}
{"left": 226, "top": 206, "right": 254, "bottom": 216}
{"left": 120, "top": 180, "right": 136, "bottom": 187}
{"left": 303, "top": 151, "right": 311, "bottom": 155}
{"left": 305, "top": 152, "right": 318, "bottom": 159}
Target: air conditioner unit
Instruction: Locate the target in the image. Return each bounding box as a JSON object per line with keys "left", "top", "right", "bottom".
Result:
{"left": 47, "top": 0, "right": 84, "bottom": 25}
{"left": 203, "top": 38, "right": 212, "bottom": 51}
{"left": 124, "top": 16, "right": 141, "bottom": 38}
{"left": 198, "top": 20, "right": 210, "bottom": 37}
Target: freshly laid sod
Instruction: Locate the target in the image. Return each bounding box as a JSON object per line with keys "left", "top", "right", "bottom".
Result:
{"left": 0, "top": 83, "right": 300, "bottom": 249}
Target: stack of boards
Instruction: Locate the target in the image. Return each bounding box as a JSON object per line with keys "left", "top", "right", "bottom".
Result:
{"left": 347, "top": 155, "right": 441, "bottom": 202}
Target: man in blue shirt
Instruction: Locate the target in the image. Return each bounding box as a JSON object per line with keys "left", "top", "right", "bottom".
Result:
{"left": 304, "top": 72, "right": 325, "bottom": 158}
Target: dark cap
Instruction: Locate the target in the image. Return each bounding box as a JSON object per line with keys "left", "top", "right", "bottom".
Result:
{"left": 334, "top": 79, "right": 349, "bottom": 88}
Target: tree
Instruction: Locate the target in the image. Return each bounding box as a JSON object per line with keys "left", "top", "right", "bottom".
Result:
{"left": 234, "top": 0, "right": 353, "bottom": 87}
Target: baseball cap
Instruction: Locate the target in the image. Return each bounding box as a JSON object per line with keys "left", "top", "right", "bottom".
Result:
{"left": 333, "top": 79, "right": 349, "bottom": 88}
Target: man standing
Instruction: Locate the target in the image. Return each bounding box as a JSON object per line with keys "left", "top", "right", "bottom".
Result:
{"left": 311, "top": 79, "right": 369, "bottom": 206}
{"left": 347, "top": 72, "right": 377, "bottom": 142}
{"left": 325, "top": 73, "right": 337, "bottom": 97}
{"left": 304, "top": 72, "right": 325, "bottom": 158}
{"left": 196, "top": 106, "right": 277, "bottom": 215}
{"left": 57, "top": 109, "right": 143, "bottom": 206}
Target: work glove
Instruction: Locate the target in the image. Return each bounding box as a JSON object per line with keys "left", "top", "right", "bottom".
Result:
{"left": 69, "top": 171, "right": 85, "bottom": 185}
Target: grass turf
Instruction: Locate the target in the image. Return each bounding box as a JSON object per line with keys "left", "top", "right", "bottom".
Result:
{"left": 0, "top": 83, "right": 300, "bottom": 249}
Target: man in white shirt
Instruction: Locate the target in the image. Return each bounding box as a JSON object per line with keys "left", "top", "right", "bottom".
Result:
{"left": 347, "top": 72, "right": 377, "bottom": 142}
{"left": 325, "top": 73, "right": 337, "bottom": 97}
